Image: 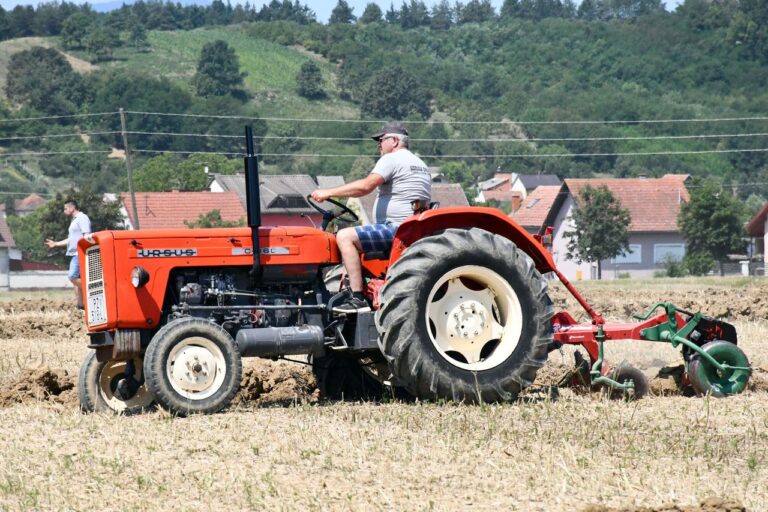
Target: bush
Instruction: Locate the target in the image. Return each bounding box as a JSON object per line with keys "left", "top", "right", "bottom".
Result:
{"left": 662, "top": 255, "right": 687, "bottom": 278}
{"left": 683, "top": 251, "right": 715, "bottom": 276}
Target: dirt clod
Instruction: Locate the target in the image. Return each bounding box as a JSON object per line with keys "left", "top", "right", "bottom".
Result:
{"left": 233, "top": 361, "right": 318, "bottom": 406}
{"left": 0, "top": 368, "right": 77, "bottom": 407}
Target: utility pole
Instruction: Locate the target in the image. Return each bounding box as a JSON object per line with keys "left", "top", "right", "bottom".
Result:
{"left": 119, "top": 108, "right": 140, "bottom": 230}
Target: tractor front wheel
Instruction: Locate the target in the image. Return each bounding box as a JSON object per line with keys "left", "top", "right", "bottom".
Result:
{"left": 376, "top": 228, "right": 553, "bottom": 403}
{"left": 144, "top": 317, "right": 242, "bottom": 416}
{"left": 78, "top": 350, "right": 155, "bottom": 414}
{"left": 687, "top": 340, "right": 750, "bottom": 397}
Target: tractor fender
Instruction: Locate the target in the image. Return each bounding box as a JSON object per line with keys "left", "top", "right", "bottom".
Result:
{"left": 389, "top": 207, "right": 556, "bottom": 275}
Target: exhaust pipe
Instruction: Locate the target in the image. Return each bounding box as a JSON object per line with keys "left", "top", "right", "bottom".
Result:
{"left": 244, "top": 125, "right": 263, "bottom": 284}
{"left": 236, "top": 325, "right": 325, "bottom": 358}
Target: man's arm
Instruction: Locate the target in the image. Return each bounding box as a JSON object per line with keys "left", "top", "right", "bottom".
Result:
{"left": 311, "top": 174, "right": 385, "bottom": 202}
{"left": 45, "top": 238, "right": 68, "bottom": 248}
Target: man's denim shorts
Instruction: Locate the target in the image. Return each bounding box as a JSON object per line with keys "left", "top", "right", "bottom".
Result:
{"left": 68, "top": 255, "right": 80, "bottom": 279}
{"left": 354, "top": 223, "right": 398, "bottom": 253}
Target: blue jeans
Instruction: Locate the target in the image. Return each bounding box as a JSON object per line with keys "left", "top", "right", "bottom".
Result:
{"left": 68, "top": 255, "right": 80, "bottom": 279}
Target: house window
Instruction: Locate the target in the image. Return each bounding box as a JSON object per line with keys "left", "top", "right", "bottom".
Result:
{"left": 611, "top": 244, "right": 641, "bottom": 264}
{"left": 654, "top": 243, "right": 685, "bottom": 263}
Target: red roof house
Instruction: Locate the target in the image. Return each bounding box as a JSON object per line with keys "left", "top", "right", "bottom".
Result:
{"left": 545, "top": 174, "right": 691, "bottom": 280}
{"left": 120, "top": 192, "right": 246, "bottom": 230}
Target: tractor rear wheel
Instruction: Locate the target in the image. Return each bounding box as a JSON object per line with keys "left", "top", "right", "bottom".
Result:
{"left": 78, "top": 350, "right": 155, "bottom": 414}
{"left": 687, "top": 340, "right": 750, "bottom": 397}
{"left": 144, "top": 317, "right": 242, "bottom": 416}
{"left": 376, "top": 228, "right": 553, "bottom": 403}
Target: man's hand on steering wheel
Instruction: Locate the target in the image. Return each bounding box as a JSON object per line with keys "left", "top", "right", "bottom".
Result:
{"left": 306, "top": 194, "right": 359, "bottom": 230}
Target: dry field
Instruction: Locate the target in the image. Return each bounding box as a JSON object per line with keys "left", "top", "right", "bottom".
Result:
{"left": 0, "top": 279, "right": 766, "bottom": 512}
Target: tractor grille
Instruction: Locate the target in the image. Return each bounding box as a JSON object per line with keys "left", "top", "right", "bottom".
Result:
{"left": 85, "top": 246, "right": 107, "bottom": 326}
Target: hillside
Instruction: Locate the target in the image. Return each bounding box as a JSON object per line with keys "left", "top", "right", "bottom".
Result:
{"left": 1, "top": 7, "right": 767, "bottom": 200}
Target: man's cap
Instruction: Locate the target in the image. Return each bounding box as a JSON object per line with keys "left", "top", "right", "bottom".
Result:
{"left": 370, "top": 121, "right": 409, "bottom": 140}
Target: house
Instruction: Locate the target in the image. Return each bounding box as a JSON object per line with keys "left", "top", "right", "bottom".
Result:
{"left": 509, "top": 186, "right": 563, "bottom": 235}
{"left": 120, "top": 191, "right": 247, "bottom": 230}
{"left": 542, "top": 175, "right": 691, "bottom": 280}
{"left": 0, "top": 215, "right": 16, "bottom": 290}
{"left": 747, "top": 203, "right": 768, "bottom": 275}
{"left": 208, "top": 173, "right": 346, "bottom": 227}
{"left": 0, "top": 193, "right": 47, "bottom": 217}
{"left": 475, "top": 171, "right": 560, "bottom": 211}
{"left": 355, "top": 183, "right": 470, "bottom": 225}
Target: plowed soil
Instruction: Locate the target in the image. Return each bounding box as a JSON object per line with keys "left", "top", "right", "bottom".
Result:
{"left": 0, "top": 282, "right": 766, "bottom": 511}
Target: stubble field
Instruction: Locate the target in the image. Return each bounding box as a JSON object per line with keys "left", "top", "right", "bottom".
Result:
{"left": 0, "top": 279, "right": 766, "bottom": 511}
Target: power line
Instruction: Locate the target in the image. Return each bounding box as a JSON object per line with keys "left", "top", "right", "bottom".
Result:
{"left": 0, "top": 150, "right": 113, "bottom": 157}
{"left": 0, "top": 131, "right": 120, "bottom": 142}
{"left": 0, "top": 112, "right": 119, "bottom": 124}
{"left": 121, "top": 130, "right": 768, "bottom": 143}
{"left": 255, "top": 148, "right": 768, "bottom": 158}
{"left": 123, "top": 110, "right": 768, "bottom": 126}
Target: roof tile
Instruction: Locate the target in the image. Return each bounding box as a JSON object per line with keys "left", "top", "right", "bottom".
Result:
{"left": 121, "top": 192, "right": 247, "bottom": 230}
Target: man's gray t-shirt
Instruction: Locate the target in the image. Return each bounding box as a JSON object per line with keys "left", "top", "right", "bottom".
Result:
{"left": 371, "top": 149, "right": 431, "bottom": 224}
{"left": 67, "top": 211, "right": 91, "bottom": 256}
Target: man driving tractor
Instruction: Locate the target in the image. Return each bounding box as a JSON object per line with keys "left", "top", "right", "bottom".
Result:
{"left": 310, "top": 121, "right": 431, "bottom": 313}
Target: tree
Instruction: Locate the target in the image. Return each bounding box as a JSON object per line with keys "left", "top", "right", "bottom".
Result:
{"left": 430, "top": 0, "right": 454, "bottom": 29}
{"left": 360, "top": 65, "right": 431, "bottom": 119}
{"left": 61, "top": 12, "right": 93, "bottom": 49}
{"left": 678, "top": 180, "right": 746, "bottom": 276}
{"left": 185, "top": 209, "right": 245, "bottom": 228}
{"left": 564, "top": 185, "right": 631, "bottom": 280}
{"left": 727, "top": 0, "right": 768, "bottom": 62}
{"left": 359, "top": 3, "right": 383, "bottom": 23}
{"left": 192, "top": 40, "right": 246, "bottom": 97}
{"left": 126, "top": 17, "right": 149, "bottom": 50}
{"left": 86, "top": 23, "right": 121, "bottom": 62}
{"left": 329, "top": 0, "right": 356, "bottom": 24}
{"left": 4, "top": 47, "right": 89, "bottom": 115}
{"left": 457, "top": 0, "right": 496, "bottom": 23}
{"left": 296, "top": 60, "right": 326, "bottom": 99}
{"left": 133, "top": 154, "right": 239, "bottom": 192}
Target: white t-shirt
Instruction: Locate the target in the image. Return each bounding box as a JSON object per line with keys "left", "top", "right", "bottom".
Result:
{"left": 67, "top": 211, "right": 91, "bottom": 256}
{"left": 371, "top": 149, "right": 431, "bottom": 224}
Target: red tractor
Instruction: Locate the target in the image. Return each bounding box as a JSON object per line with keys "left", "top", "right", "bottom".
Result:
{"left": 77, "top": 128, "right": 751, "bottom": 415}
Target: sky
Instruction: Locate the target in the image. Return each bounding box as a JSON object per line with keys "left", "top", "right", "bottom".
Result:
{"left": 1, "top": 0, "right": 682, "bottom": 19}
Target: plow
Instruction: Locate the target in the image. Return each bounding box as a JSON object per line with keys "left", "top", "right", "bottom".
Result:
{"left": 76, "top": 127, "right": 751, "bottom": 415}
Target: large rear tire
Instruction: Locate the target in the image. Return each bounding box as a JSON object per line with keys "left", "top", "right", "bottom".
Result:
{"left": 143, "top": 317, "right": 242, "bottom": 416}
{"left": 376, "top": 228, "right": 553, "bottom": 403}
{"left": 78, "top": 350, "right": 155, "bottom": 414}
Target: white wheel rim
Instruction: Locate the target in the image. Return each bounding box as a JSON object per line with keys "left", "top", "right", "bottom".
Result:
{"left": 166, "top": 336, "right": 227, "bottom": 400}
{"left": 425, "top": 265, "right": 523, "bottom": 371}
{"left": 98, "top": 359, "right": 154, "bottom": 412}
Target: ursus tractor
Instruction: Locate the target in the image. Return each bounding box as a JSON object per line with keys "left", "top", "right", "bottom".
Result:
{"left": 77, "top": 128, "right": 751, "bottom": 416}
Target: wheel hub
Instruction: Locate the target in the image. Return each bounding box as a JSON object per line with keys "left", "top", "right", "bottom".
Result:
{"left": 171, "top": 346, "right": 218, "bottom": 392}
{"left": 449, "top": 300, "right": 489, "bottom": 342}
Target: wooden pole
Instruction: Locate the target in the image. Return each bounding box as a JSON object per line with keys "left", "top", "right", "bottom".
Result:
{"left": 119, "top": 108, "right": 140, "bottom": 230}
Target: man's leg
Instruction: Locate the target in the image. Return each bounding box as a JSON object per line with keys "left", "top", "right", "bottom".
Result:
{"left": 335, "top": 227, "right": 364, "bottom": 292}
{"left": 68, "top": 256, "right": 84, "bottom": 309}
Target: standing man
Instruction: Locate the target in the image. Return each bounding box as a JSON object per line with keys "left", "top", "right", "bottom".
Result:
{"left": 46, "top": 200, "right": 91, "bottom": 309}
{"left": 311, "top": 121, "right": 431, "bottom": 313}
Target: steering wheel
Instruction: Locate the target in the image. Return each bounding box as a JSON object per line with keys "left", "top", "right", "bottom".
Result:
{"left": 306, "top": 195, "right": 359, "bottom": 230}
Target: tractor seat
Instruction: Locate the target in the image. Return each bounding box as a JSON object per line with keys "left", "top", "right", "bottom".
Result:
{"left": 362, "top": 202, "right": 440, "bottom": 261}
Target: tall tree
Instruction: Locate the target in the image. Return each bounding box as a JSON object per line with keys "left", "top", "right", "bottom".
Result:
{"left": 296, "top": 60, "right": 326, "bottom": 99}
{"left": 61, "top": 12, "right": 93, "bottom": 49}
{"left": 457, "top": 0, "right": 496, "bottom": 23}
{"left": 329, "top": 0, "right": 356, "bottom": 24}
{"left": 430, "top": 0, "right": 454, "bottom": 28}
{"left": 360, "top": 65, "right": 431, "bottom": 119}
{"left": 678, "top": 180, "right": 746, "bottom": 276}
{"left": 359, "top": 3, "right": 383, "bottom": 23}
{"left": 564, "top": 185, "right": 631, "bottom": 280}
{"left": 192, "top": 40, "right": 245, "bottom": 97}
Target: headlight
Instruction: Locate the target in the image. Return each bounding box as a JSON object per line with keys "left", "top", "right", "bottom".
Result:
{"left": 131, "top": 266, "right": 150, "bottom": 288}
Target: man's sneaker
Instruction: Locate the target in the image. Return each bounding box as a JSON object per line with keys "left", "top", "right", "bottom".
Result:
{"left": 332, "top": 293, "right": 371, "bottom": 314}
